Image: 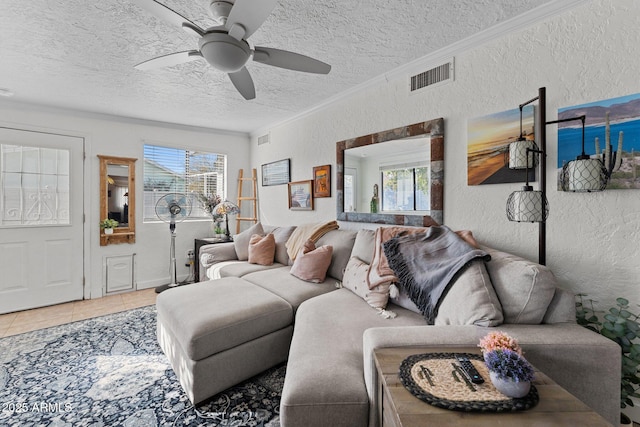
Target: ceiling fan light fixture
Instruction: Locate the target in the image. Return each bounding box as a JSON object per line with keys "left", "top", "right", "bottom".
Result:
{"left": 199, "top": 32, "right": 251, "bottom": 73}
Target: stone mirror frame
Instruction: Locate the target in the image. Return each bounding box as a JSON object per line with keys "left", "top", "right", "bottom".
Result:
{"left": 336, "top": 118, "right": 444, "bottom": 226}
{"left": 98, "top": 155, "right": 137, "bottom": 246}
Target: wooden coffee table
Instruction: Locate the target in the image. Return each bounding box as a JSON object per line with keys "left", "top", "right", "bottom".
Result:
{"left": 374, "top": 346, "right": 613, "bottom": 426}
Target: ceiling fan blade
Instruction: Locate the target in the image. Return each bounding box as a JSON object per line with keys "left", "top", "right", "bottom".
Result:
{"left": 253, "top": 47, "right": 331, "bottom": 74}
{"left": 131, "top": 0, "right": 204, "bottom": 35}
{"left": 135, "top": 50, "right": 203, "bottom": 70}
{"left": 228, "top": 67, "right": 256, "bottom": 100}
{"left": 225, "top": 0, "right": 278, "bottom": 40}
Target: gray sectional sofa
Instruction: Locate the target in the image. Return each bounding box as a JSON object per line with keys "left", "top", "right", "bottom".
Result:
{"left": 155, "top": 223, "right": 620, "bottom": 426}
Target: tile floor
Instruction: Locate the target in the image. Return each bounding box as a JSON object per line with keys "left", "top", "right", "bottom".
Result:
{"left": 0, "top": 288, "right": 157, "bottom": 338}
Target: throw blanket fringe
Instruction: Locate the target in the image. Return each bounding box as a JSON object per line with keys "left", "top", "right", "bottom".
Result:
{"left": 377, "top": 308, "right": 397, "bottom": 319}
{"left": 383, "top": 225, "right": 489, "bottom": 324}
{"left": 285, "top": 221, "right": 339, "bottom": 261}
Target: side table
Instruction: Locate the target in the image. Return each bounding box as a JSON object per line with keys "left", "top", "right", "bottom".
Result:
{"left": 373, "top": 346, "right": 612, "bottom": 427}
{"left": 194, "top": 237, "right": 230, "bottom": 281}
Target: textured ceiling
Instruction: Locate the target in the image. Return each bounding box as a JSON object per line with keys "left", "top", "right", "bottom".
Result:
{"left": 0, "top": 0, "right": 553, "bottom": 133}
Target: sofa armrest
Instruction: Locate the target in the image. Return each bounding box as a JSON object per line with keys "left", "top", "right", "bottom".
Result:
{"left": 198, "top": 242, "right": 238, "bottom": 281}
{"left": 363, "top": 324, "right": 620, "bottom": 427}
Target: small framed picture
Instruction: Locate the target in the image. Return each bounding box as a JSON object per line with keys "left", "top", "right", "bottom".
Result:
{"left": 288, "top": 180, "right": 314, "bottom": 210}
{"left": 313, "top": 165, "right": 331, "bottom": 198}
{"left": 261, "top": 158, "right": 290, "bottom": 186}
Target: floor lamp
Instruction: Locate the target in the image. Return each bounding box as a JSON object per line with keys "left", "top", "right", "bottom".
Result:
{"left": 506, "top": 87, "right": 548, "bottom": 265}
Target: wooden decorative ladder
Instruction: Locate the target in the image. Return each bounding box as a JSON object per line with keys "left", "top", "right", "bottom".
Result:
{"left": 236, "top": 168, "right": 258, "bottom": 233}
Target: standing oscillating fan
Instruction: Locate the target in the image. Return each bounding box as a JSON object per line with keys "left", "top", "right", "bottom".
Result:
{"left": 154, "top": 193, "right": 192, "bottom": 293}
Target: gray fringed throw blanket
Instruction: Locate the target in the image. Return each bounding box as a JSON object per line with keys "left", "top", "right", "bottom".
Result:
{"left": 383, "top": 225, "right": 490, "bottom": 324}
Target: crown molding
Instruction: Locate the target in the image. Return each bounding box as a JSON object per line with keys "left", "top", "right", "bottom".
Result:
{"left": 0, "top": 98, "right": 249, "bottom": 138}
{"left": 250, "top": 0, "right": 589, "bottom": 138}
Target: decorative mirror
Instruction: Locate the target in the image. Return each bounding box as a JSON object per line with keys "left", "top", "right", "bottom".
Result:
{"left": 98, "top": 155, "right": 137, "bottom": 246}
{"left": 336, "top": 118, "right": 444, "bottom": 226}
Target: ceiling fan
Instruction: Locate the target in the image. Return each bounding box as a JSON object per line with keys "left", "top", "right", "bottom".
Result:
{"left": 131, "top": 0, "right": 332, "bottom": 100}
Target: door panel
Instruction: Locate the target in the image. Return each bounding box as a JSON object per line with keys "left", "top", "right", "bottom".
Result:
{"left": 0, "top": 128, "right": 84, "bottom": 314}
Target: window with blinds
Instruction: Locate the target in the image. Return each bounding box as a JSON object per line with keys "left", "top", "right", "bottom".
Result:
{"left": 143, "top": 144, "right": 227, "bottom": 222}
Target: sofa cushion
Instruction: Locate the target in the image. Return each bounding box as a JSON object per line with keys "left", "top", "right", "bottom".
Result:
{"left": 242, "top": 266, "right": 337, "bottom": 311}
{"left": 351, "top": 229, "right": 375, "bottom": 264}
{"left": 389, "top": 286, "right": 421, "bottom": 313}
{"left": 315, "top": 229, "right": 357, "bottom": 281}
{"left": 248, "top": 233, "right": 276, "bottom": 265}
{"left": 290, "top": 240, "right": 333, "bottom": 283}
{"left": 280, "top": 289, "right": 425, "bottom": 427}
{"left": 216, "top": 261, "right": 284, "bottom": 279}
{"left": 264, "top": 225, "right": 297, "bottom": 265}
{"left": 434, "top": 259, "right": 503, "bottom": 327}
{"left": 234, "top": 222, "right": 264, "bottom": 261}
{"left": 482, "top": 245, "right": 557, "bottom": 324}
{"left": 156, "top": 277, "right": 292, "bottom": 361}
{"left": 343, "top": 256, "right": 391, "bottom": 311}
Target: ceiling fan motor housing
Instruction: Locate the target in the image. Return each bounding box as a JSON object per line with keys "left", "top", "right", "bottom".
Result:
{"left": 199, "top": 32, "right": 251, "bottom": 72}
{"left": 208, "top": 1, "right": 233, "bottom": 24}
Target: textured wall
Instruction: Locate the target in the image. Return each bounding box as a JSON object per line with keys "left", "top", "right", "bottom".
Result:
{"left": 251, "top": 0, "right": 640, "bottom": 310}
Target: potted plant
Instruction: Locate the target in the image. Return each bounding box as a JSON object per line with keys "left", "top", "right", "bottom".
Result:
{"left": 479, "top": 331, "right": 534, "bottom": 398}
{"left": 100, "top": 218, "right": 119, "bottom": 234}
{"left": 576, "top": 295, "right": 640, "bottom": 425}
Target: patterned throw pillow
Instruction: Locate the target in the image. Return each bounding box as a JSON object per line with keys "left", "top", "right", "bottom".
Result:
{"left": 343, "top": 256, "right": 392, "bottom": 311}
{"left": 289, "top": 240, "right": 333, "bottom": 283}
{"left": 248, "top": 233, "right": 276, "bottom": 266}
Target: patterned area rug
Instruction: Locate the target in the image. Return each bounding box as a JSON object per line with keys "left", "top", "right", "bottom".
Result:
{"left": 0, "top": 305, "right": 284, "bottom": 426}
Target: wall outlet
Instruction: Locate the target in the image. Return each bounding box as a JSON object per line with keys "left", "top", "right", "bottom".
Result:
{"left": 186, "top": 250, "right": 194, "bottom": 259}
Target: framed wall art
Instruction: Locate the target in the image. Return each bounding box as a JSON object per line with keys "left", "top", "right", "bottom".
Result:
{"left": 288, "top": 180, "right": 314, "bottom": 210}
{"left": 261, "top": 158, "right": 290, "bottom": 186}
{"left": 467, "top": 106, "right": 535, "bottom": 185}
{"left": 313, "top": 165, "right": 331, "bottom": 198}
{"left": 557, "top": 92, "right": 640, "bottom": 190}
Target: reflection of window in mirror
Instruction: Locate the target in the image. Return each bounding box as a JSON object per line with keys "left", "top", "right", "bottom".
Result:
{"left": 344, "top": 167, "right": 357, "bottom": 212}
{"left": 381, "top": 163, "right": 429, "bottom": 212}
{"left": 107, "top": 164, "right": 129, "bottom": 226}
{"left": 344, "top": 137, "right": 429, "bottom": 214}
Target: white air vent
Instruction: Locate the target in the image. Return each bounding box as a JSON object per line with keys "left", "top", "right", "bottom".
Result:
{"left": 258, "top": 133, "right": 270, "bottom": 145}
{"left": 410, "top": 59, "right": 454, "bottom": 93}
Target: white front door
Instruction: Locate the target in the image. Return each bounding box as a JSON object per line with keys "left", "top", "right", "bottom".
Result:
{"left": 0, "top": 127, "right": 84, "bottom": 314}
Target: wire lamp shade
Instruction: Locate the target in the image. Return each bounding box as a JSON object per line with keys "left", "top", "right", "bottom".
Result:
{"left": 560, "top": 157, "right": 608, "bottom": 192}
{"left": 509, "top": 138, "right": 539, "bottom": 169}
{"left": 506, "top": 93, "right": 547, "bottom": 224}
{"left": 506, "top": 185, "right": 549, "bottom": 222}
{"left": 555, "top": 113, "right": 609, "bottom": 192}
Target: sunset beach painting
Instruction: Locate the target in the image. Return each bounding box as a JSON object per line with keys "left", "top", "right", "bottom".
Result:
{"left": 467, "top": 106, "right": 535, "bottom": 186}
{"left": 557, "top": 92, "right": 640, "bottom": 190}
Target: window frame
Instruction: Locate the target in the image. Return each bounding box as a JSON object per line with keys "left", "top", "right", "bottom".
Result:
{"left": 142, "top": 143, "right": 227, "bottom": 223}
{"left": 380, "top": 163, "right": 430, "bottom": 213}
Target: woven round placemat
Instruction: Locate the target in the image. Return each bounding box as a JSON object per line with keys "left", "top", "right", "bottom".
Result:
{"left": 399, "top": 352, "right": 539, "bottom": 412}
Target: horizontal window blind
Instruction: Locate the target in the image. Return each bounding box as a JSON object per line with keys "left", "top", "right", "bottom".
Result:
{"left": 143, "top": 144, "right": 226, "bottom": 221}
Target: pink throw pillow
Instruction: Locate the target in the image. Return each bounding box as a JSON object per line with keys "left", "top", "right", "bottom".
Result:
{"left": 290, "top": 240, "right": 333, "bottom": 283}
{"left": 248, "top": 233, "right": 276, "bottom": 266}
